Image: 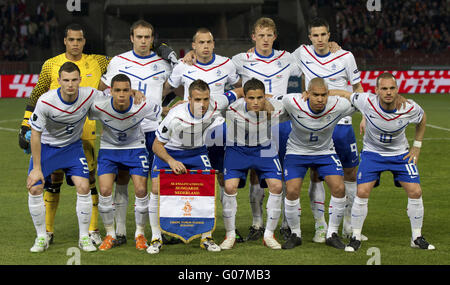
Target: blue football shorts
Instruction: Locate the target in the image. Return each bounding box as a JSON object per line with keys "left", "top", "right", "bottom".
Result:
{"left": 357, "top": 151, "right": 420, "bottom": 187}
{"left": 283, "top": 153, "right": 344, "bottom": 181}
{"left": 28, "top": 140, "right": 89, "bottom": 187}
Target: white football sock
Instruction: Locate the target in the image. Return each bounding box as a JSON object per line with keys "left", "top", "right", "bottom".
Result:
{"left": 343, "top": 181, "right": 357, "bottom": 232}
{"left": 114, "top": 184, "right": 128, "bottom": 236}
{"left": 265, "top": 192, "right": 282, "bottom": 238}
{"left": 134, "top": 194, "right": 149, "bottom": 238}
{"left": 284, "top": 198, "right": 301, "bottom": 237}
{"left": 219, "top": 185, "right": 225, "bottom": 203}
{"left": 76, "top": 192, "right": 92, "bottom": 238}
{"left": 327, "top": 195, "right": 346, "bottom": 238}
{"left": 351, "top": 196, "right": 369, "bottom": 240}
{"left": 249, "top": 183, "right": 265, "bottom": 228}
{"left": 308, "top": 181, "right": 327, "bottom": 229}
{"left": 148, "top": 193, "right": 161, "bottom": 240}
{"left": 280, "top": 182, "right": 289, "bottom": 228}
{"left": 407, "top": 197, "right": 424, "bottom": 240}
{"left": 28, "top": 193, "right": 46, "bottom": 238}
{"left": 222, "top": 192, "right": 237, "bottom": 237}
{"left": 98, "top": 194, "right": 116, "bottom": 238}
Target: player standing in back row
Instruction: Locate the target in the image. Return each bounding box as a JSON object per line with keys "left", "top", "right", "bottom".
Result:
{"left": 99, "top": 20, "right": 173, "bottom": 248}
{"left": 292, "top": 17, "right": 365, "bottom": 242}
{"left": 232, "top": 17, "right": 302, "bottom": 241}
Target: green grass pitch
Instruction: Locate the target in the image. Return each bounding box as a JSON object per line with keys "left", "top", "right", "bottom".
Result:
{"left": 0, "top": 94, "right": 449, "bottom": 266}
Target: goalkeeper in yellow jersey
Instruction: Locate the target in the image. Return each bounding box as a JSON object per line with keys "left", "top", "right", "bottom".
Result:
{"left": 18, "top": 23, "right": 109, "bottom": 245}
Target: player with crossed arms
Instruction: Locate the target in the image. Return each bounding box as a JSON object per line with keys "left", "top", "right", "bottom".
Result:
{"left": 292, "top": 17, "right": 366, "bottom": 242}
{"left": 327, "top": 72, "right": 435, "bottom": 252}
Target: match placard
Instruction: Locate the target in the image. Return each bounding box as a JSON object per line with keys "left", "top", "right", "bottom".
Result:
{"left": 158, "top": 170, "right": 217, "bottom": 243}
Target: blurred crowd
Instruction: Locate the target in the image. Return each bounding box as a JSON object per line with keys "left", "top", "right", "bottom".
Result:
{"left": 331, "top": 0, "right": 449, "bottom": 59}
{"left": 0, "top": 0, "right": 57, "bottom": 61}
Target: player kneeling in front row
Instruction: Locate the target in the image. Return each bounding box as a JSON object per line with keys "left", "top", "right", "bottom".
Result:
{"left": 149, "top": 79, "right": 239, "bottom": 254}
{"left": 220, "top": 78, "right": 285, "bottom": 250}
{"left": 27, "top": 62, "right": 100, "bottom": 253}
{"left": 88, "top": 74, "right": 160, "bottom": 251}
{"left": 328, "top": 72, "right": 434, "bottom": 252}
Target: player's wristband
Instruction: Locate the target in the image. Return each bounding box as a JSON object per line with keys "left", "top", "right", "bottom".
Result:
{"left": 413, "top": 140, "right": 422, "bottom": 148}
{"left": 22, "top": 110, "right": 33, "bottom": 127}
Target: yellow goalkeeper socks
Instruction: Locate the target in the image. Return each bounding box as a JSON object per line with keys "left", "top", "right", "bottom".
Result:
{"left": 89, "top": 186, "right": 99, "bottom": 232}
{"left": 44, "top": 191, "right": 60, "bottom": 233}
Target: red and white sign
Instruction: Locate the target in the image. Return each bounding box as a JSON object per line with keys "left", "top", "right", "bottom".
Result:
{"left": 360, "top": 70, "right": 450, "bottom": 94}
{"left": 0, "top": 74, "right": 38, "bottom": 98}
{"left": 0, "top": 70, "right": 449, "bottom": 98}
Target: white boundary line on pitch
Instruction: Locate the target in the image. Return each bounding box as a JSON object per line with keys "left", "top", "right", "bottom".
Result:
{"left": 427, "top": 124, "right": 450, "bottom": 132}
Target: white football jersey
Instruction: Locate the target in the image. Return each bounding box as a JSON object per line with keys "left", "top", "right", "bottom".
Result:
{"left": 89, "top": 95, "right": 161, "bottom": 150}
{"left": 350, "top": 92, "right": 424, "bottom": 156}
{"left": 168, "top": 53, "right": 240, "bottom": 100}
{"left": 101, "top": 50, "right": 172, "bottom": 132}
{"left": 29, "top": 87, "right": 100, "bottom": 147}
{"left": 226, "top": 97, "right": 285, "bottom": 146}
{"left": 282, "top": 93, "right": 354, "bottom": 155}
{"left": 156, "top": 94, "right": 232, "bottom": 150}
{"left": 292, "top": 44, "right": 361, "bottom": 124}
{"left": 232, "top": 49, "right": 302, "bottom": 97}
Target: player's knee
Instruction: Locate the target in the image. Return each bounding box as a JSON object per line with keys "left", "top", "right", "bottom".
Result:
{"left": 29, "top": 185, "right": 44, "bottom": 196}
{"left": 268, "top": 182, "right": 282, "bottom": 195}
{"left": 99, "top": 184, "right": 113, "bottom": 197}
{"left": 406, "top": 185, "right": 422, "bottom": 199}
{"left": 285, "top": 185, "right": 299, "bottom": 200}
{"left": 224, "top": 184, "right": 237, "bottom": 195}
{"left": 331, "top": 183, "right": 346, "bottom": 198}
{"left": 134, "top": 187, "right": 148, "bottom": 198}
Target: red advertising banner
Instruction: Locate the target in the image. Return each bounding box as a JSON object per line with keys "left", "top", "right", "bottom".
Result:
{"left": 0, "top": 74, "right": 38, "bottom": 98}
{"left": 360, "top": 70, "right": 449, "bottom": 94}
{"left": 0, "top": 71, "right": 448, "bottom": 97}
